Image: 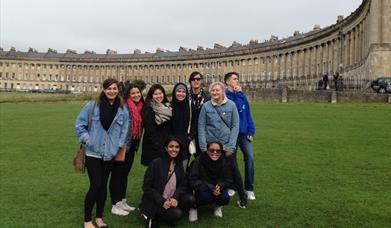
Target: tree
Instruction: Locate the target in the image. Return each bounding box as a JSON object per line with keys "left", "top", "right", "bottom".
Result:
{"left": 132, "top": 79, "right": 146, "bottom": 92}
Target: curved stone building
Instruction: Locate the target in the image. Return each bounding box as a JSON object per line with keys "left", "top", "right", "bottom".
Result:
{"left": 0, "top": 0, "right": 390, "bottom": 92}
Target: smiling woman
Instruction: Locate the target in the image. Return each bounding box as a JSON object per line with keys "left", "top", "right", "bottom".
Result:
{"left": 75, "top": 78, "right": 130, "bottom": 228}
{"left": 139, "top": 137, "right": 195, "bottom": 227}
{"left": 141, "top": 84, "right": 172, "bottom": 166}
{"left": 171, "top": 82, "right": 192, "bottom": 170}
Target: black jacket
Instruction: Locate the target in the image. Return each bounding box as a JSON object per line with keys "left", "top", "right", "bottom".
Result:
{"left": 141, "top": 106, "right": 172, "bottom": 166}
{"left": 189, "top": 91, "right": 210, "bottom": 139}
{"left": 139, "top": 156, "right": 187, "bottom": 219}
{"left": 189, "top": 155, "right": 232, "bottom": 193}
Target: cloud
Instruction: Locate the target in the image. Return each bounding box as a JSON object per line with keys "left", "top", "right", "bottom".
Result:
{"left": 1, "top": 0, "right": 362, "bottom": 53}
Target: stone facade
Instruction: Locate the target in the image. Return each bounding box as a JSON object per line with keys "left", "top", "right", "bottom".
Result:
{"left": 0, "top": 0, "right": 390, "bottom": 93}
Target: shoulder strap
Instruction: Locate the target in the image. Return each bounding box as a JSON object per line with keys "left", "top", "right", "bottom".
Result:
{"left": 213, "top": 105, "right": 230, "bottom": 129}
{"left": 187, "top": 99, "right": 192, "bottom": 134}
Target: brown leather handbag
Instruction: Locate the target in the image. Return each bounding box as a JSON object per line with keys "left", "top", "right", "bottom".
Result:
{"left": 73, "top": 144, "right": 86, "bottom": 172}
{"left": 115, "top": 144, "right": 127, "bottom": 162}
{"left": 73, "top": 101, "right": 96, "bottom": 172}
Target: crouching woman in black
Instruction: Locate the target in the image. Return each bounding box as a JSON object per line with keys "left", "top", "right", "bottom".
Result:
{"left": 139, "top": 137, "right": 194, "bottom": 227}
{"left": 188, "top": 141, "right": 232, "bottom": 221}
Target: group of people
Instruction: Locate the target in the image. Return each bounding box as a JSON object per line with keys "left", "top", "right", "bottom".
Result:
{"left": 75, "top": 71, "right": 256, "bottom": 228}
{"left": 318, "top": 73, "right": 344, "bottom": 91}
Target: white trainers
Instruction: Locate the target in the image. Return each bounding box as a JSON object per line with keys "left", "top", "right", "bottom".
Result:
{"left": 227, "top": 188, "right": 236, "bottom": 197}
{"left": 213, "top": 206, "right": 223, "bottom": 218}
{"left": 111, "top": 202, "right": 129, "bottom": 216}
{"left": 188, "top": 208, "right": 198, "bottom": 222}
{"left": 121, "top": 199, "right": 136, "bottom": 211}
{"left": 246, "top": 191, "right": 256, "bottom": 200}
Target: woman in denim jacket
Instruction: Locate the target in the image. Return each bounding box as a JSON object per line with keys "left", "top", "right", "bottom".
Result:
{"left": 75, "top": 78, "right": 129, "bottom": 228}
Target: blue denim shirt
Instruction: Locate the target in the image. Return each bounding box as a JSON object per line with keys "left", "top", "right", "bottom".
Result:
{"left": 75, "top": 101, "right": 130, "bottom": 161}
{"left": 198, "top": 99, "right": 239, "bottom": 153}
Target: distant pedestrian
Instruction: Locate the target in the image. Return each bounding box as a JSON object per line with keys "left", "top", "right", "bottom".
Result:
{"left": 318, "top": 79, "right": 324, "bottom": 90}
{"left": 333, "top": 72, "right": 339, "bottom": 91}
{"left": 323, "top": 74, "right": 329, "bottom": 90}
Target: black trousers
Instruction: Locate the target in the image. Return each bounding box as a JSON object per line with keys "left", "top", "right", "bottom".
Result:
{"left": 226, "top": 152, "right": 246, "bottom": 200}
{"left": 146, "top": 194, "right": 195, "bottom": 227}
{"left": 84, "top": 156, "right": 113, "bottom": 222}
{"left": 109, "top": 140, "right": 139, "bottom": 205}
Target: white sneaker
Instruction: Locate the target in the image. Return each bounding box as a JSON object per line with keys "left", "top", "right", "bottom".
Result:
{"left": 121, "top": 199, "right": 136, "bottom": 211}
{"left": 246, "top": 191, "right": 256, "bottom": 200}
{"left": 188, "top": 208, "right": 198, "bottom": 222}
{"left": 111, "top": 202, "right": 130, "bottom": 216}
{"left": 213, "top": 206, "right": 223, "bottom": 218}
{"left": 227, "top": 188, "right": 236, "bottom": 197}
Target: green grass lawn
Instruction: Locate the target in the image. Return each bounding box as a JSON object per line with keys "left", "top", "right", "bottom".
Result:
{"left": 0, "top": 92, "right": 98, "bottom": 103}
{"left": 0, "top": 102, "right": 390, "bottom": 227}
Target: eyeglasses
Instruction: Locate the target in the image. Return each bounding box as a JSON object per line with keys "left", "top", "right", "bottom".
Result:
{"left": 190, "top": 77, "right": 202, "bottom": 82}
{"left": 207, "top": 149, "right": 222, "bottom": 154}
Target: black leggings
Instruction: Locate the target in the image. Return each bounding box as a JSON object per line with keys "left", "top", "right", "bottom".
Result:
{"left": 109, "top": 140, "right": 138, "bottom": 205}
{"left": 226, "top": 152, "right": 246, "bottom": 200}
{"left": 84, "top": 156, "right": 113, "bottom": 222}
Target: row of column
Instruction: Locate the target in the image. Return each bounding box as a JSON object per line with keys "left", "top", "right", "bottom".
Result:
{"left": 0, "top": 11, "right": 371, "bottom": 87}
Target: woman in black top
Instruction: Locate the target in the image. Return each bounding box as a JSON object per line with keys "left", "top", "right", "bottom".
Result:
{"left": 171, "top": 83, "right": 192, "bottom": 170}
{"left": 139, "top": 137, "right": 195, "bottom": 228}
{"left": 188, "top": 141, "right": 232, "bottom": 221}
{"left": 141, "top": 84, "right": 172, "bottom": 166}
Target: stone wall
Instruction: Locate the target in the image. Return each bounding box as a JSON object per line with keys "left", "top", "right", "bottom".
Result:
{"left": 245, "top": 88, "right": 391, "bottom": 103}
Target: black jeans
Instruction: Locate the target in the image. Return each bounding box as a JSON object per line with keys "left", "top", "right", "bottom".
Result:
{"left": 226, "top": 152, "right": 246, "bottom": 200}
{"left": 109, "top": 140, "right": 139, "bottom": 205}
{"left": 84, "top": 156, "right": 113, "bottom": 222}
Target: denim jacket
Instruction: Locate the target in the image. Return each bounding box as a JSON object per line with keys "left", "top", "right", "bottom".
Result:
{"left": 198, "top": 99, "right": 239, "bottom": 153}
{"left": 75, "top": 101, "right": 130, "bottom": 161}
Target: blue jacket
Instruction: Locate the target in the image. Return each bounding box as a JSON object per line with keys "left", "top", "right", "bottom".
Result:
{"left": 75, "top": 101, "right": 130, "bottom": 161}
{"left": 225, "top": 89, "right": 255, "bottom": 136}
{"left": 198, "top": 99, "right": 239, "bottom": 153}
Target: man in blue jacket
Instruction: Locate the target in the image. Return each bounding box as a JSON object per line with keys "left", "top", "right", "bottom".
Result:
{"left": 224, "top": 72, "right": 256, "bottom": 200}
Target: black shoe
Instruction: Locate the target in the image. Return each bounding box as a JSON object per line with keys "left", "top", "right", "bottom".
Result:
{"left": 237, "top": 199, "right": 247, "bottom": 209}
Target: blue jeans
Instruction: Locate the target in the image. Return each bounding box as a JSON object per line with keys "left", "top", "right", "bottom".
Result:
{"left": 237, "top": 134, "right": 255, "bottom": 191}
{"left": 195, "top": 190, "right": 230, "bottom": 207}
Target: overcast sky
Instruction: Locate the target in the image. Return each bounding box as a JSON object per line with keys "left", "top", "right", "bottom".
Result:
{"left": 0, "top": 0, "right": 362, "bottom": 54}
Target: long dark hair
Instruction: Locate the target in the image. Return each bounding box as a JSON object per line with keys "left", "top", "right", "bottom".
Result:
{"left": 143, "top": 84, "right": 169, "bottom": 108}
{"left": 123, "top": 83, "right": 144, "bottom": 103}
{"left": 96, "top": 78, "right": 124, "bottom": 107}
